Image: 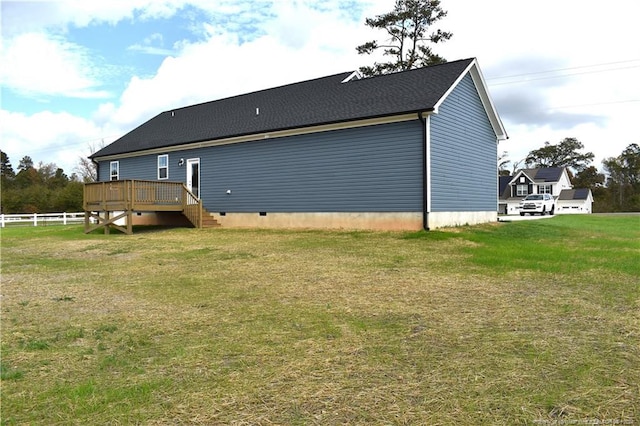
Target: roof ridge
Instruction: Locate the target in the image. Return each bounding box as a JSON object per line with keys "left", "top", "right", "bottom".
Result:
{"left": 168, "top": 71, "right": 354, "bottom": 113}
{"left": 169, "top": 59, "right": 477, "bottom": 113}
{"left": 352, "top": 58, "right": 476, "bottom": 82}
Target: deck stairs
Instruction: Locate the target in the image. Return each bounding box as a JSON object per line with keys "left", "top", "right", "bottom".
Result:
{"left": 200, "top": 208, "right": 221, "bottom": 228}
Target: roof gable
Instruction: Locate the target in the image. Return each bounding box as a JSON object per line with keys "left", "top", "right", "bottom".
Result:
{"left": 508, "top": 170, "right": 535, "bottom": 185}
{"left": 434, "top": 59, "right": 506, "bottom": 142}
{"left": 93, "top": 58, "right": 504, "bottom": 159}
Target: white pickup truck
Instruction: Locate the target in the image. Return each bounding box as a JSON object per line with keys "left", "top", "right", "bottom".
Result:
{"left": 519, "top": 194, "right": 555, "bottom": 216}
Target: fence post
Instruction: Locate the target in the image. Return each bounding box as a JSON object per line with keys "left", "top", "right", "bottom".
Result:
{"left": 63, "top": 212, "right": 67, "bottom": 225}
{"left": 33, "top": 213, "right": 38, "bottom": 226}
{"left": 1, "top": 214, "right": 4, "bottom": 228}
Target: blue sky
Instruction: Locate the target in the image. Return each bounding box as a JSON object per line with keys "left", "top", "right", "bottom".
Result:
{"left": 2, "top": 0, "right": 639, "bottom": 175}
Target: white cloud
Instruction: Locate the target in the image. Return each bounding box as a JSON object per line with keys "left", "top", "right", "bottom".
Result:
{"left": 0, "top": 109, "right": 109, "bottom": 174}
{"left": 0, "top": 32, "right": 110, "bottom": 99}
{"left": 1, "top": 0, "right": 185, "bottom": 34}
{"left": 127, "top": 32, "right": 175, "bottom": 56}
{"left": 103, "top": 4, "right": 372, "bottom": 132}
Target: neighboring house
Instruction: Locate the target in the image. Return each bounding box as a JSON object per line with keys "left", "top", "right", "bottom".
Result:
{"left": 89, "top": 58, "right": 507, "bottom": 231}
{"left": 499, "top": 167, "right": 593, "bottom": 215}
{"left": 557, "top": 188, "right": 594, "bottom": 214}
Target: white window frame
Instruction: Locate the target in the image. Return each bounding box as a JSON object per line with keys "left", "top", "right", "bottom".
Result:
{"left": 158, "top": 154, "right": 169, "bottom": 180}
{"left": 516, "top": 184, "right": 528, "bottom": 197}
{"left": 538, "top": 184, "right": 552, "bottom": 194}
{"left": 110, "top": 161, "right": 119, "bottom": 181}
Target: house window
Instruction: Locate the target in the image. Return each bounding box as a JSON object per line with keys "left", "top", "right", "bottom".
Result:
{"left": 110, "top": 161, "right": 119, "bottom": 181}
{"left": 158, "top": 154, "right": 169, "bottom": 180}
{"left": 516, "top": 184, "right": 528, "bottom": 196}
{"left": 538, "top": 184, "right": 552, "bottom": 194}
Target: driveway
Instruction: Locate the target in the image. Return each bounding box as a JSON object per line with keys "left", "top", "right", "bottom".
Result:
{"left": 498, "top": 214, "right": 556, "bottom": 222}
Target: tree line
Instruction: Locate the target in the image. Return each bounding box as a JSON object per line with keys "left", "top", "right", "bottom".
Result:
{"left": 0, "top": 152, "right": 85, "bottom": 214}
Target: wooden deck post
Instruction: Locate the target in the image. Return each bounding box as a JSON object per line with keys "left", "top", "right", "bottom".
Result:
{"left": 127, "top": 210, "right": 133, "bottom": 235}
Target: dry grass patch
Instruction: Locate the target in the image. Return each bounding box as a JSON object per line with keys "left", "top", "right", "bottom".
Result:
{"left": 1, "top": 218, "right": 638, "bottom": 424}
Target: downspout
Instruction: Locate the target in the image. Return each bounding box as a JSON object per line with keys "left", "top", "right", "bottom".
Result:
{"left": 93, "top": 159, "right": 99, "bottom": 182}
{"left": 418, "top": 112, "right": 429, "bottom": 231}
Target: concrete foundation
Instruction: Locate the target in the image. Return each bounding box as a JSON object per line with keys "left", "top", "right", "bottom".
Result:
{"left": 427, "top": 211, "right": 498, "bottom": 229}
{"left": 211, "top": 212, "right": 424, "bottom": 231}
{"left": 210, "top": 211, "right": 498, "bottom": 231}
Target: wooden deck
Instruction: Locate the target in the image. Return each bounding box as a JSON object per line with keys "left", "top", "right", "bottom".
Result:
{"left": 83, "top": 180, "right": 205, "bottom": 234}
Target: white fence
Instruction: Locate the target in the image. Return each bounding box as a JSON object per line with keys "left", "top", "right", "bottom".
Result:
{"left": 0, "top": 212, "right": 86, "bottom": 228}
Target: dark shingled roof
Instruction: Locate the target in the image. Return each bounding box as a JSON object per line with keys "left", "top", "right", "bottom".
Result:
{"left": 512, "top": 168, "right": 565, "bottom": 184}
{"left": 92, "top": 58, "right": 476, "bottom": 158}
{"left": 559, "top": 188, "right": 591, "bottom": 200}
{"left": 534, "top": 167, "right": 564, "bottom": 182}
{"left": 498, "top": 175, "right": 512, "bottom": 199}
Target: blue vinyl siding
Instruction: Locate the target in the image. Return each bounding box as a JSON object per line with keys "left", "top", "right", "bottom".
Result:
{"left": 99, "top": 121, "right": 423, "bottom": 212}
{"left": 430, "top": 74, "right": 497, "bottom": 212}
{"left": 99, "top": 156, "right": 159, "bottom": 182}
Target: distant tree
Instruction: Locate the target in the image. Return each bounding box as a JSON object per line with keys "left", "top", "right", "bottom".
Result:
{"left": 18, "top": 155, "right": 34, "bottom": 171}
{"left": 52, "top": 181, "right": 83, "bottom": 212}
{"left": 48, "top": 168, "right": 70, "bottom": 189}
{"left": 14, "top": 155, "right": 38, "bottom": 188}
{"left": 1, "top": 151, "right": 16, "bottom": 206}
{"left": 356, "top": 0, "right": 452, "bottom": 76}
{"left": 1, "top": 150, "right": 15, "bottom": 180}
{"left": 498, "top": 151, "right": 511, "bottom": 176}
{"left": 36, "top": 161, "right": 57, "bottom": 183}
{"left": 573, "top": 166, "right": 605, "bottom": 190}
{"left": 525, "top": 137, "right": 594, "bottom": 175}
{"left": 602, "top": 143, "right": 640, "bottom": 211}
{"left": 75, "top": 141, "right": 104, "bottom": 182}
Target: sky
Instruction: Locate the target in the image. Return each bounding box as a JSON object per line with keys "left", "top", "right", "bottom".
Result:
{"left": 1, "top": 0, "right": 639, "bottom": 177}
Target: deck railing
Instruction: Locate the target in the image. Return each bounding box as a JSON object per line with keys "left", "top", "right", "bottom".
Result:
{"left": 83, "top": 180, "right": 203, "bottom": 231}
{"left": 83, "top": 180, "right": 188, "bottom": 211}
{"left": 183, "top": 189, "right": 203, "bottom": 229}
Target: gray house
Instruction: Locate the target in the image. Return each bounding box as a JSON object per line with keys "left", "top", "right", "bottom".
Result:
{"left": 88, "top": 58, "right": 507, "bottom": 231}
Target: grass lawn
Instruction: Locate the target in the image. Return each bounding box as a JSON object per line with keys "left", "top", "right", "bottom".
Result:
{"left": 1, "top": 215, "right": 638, "bottom": 424}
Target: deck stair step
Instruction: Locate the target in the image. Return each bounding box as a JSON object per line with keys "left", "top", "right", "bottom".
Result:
{"left": 201, "top": 208, "right": 221, "bottom": 228}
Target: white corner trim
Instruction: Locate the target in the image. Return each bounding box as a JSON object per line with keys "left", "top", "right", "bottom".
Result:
{"left": 425, "top": 114, "right": 432, "bottom": 214}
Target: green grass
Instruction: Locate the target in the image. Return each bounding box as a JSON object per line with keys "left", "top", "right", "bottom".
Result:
{"left": 1, "top": 216, "right": 638, "bottom": 424}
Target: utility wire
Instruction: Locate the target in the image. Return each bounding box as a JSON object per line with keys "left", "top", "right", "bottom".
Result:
{"left": 486, "top": 59, "right": 640, "bottom": 81}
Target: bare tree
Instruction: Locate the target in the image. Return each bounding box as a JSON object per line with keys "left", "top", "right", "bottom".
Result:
{"left": 75, "top": 140, "right": 105, "bottom": 183}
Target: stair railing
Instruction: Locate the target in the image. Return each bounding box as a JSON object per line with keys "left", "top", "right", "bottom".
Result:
{"left": 182, "top": 185, "right": 203, "bottom": 228}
